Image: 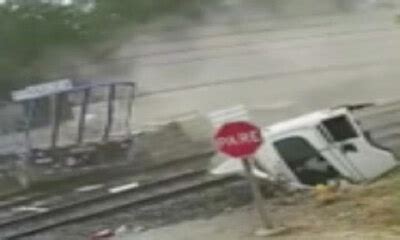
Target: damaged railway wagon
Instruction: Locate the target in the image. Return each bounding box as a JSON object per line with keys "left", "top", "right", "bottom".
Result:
{"left": 2, "top": 80, "right": 137, "bottom": 188}
{"left": 210, "top": 105, "right": 399, "bottom": 186}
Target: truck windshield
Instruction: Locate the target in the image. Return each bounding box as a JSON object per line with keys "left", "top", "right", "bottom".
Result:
{"left": 321, "top": 115, "right": 358, "bottom": 142}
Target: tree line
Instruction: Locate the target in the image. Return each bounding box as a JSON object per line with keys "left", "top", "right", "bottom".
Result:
{"left": 0, "top": 0, "right": 209, "bottom": 99}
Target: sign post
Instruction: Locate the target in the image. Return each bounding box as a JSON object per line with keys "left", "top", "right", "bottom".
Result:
{"left": 214, "top": 121, "right": 279, "bottom": 233}
{"left": 242, "top": 157, "right": 273, "bottom": 229}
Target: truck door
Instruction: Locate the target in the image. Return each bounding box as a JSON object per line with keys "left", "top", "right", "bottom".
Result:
{"left": 272, "top": 129, "right": 342, "bottom": 185}
{"left": 319, "top": 112, "right": 398, "bottom": 182}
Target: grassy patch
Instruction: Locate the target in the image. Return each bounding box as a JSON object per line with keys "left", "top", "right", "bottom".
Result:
{"left": 345, "top": 169, "right": 400, "bottom": 227}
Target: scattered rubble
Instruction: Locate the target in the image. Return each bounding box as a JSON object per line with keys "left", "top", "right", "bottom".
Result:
{"left": 108, "top": 182, "right": 139, "bottom": 194}
{"left": 115, "top": 225, "right": 129, "bottom": 235}
{"left": 312, "top": 184, "right": 340, "bottom": 205}
{"left": 12, "top": 206, "right": 49, "bottom": 214}
{"left": 76, "top": 184, "right": 104, "bottom": 193}
{"left": 132, "top": 226, "right": 146, "bottom": 233}
{"left": 254, "top": 226, "right": 289, "bottom": 237}
{"left": 89, "top": 229, "right": 115, "bottom": 240}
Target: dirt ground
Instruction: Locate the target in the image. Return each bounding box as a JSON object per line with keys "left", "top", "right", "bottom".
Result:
{"left": 117, "top": 170, "right": 400, "bottom": 240}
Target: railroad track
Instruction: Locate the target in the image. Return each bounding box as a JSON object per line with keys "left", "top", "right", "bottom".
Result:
{"left": 0, "top": 151, "right": 214, "bottom": 226}
{"left": 0, "top": 170, "right": 242, "bottom": 239}
{"left": 0, "top": 193, "right": 46, "bottom": 212}
{"left": 0, "top": 193, "right": 49, "bottom": 223}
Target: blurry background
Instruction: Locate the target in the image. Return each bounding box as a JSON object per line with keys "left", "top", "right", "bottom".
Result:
{"left": 0, "top": 0, "right": 399, "bottom": 195}
{"left": 1, "top": 0, "right": 400, "bottom": 130}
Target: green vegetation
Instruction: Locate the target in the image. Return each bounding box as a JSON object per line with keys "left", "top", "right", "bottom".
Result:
{"left": 0, "top": 0, "right": 211, "bottom": 99}
{"left": 338, "top": 169, "right": 400, "bottom": 227}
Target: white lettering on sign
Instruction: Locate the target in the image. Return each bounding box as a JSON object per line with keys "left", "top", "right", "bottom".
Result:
{"left": 216, "top": 130, "right": 261, "bottom": 148}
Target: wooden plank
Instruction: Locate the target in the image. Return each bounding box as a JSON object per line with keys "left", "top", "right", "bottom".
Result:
{"left": 12, "top": 79, "right": 72, "bottom": 102}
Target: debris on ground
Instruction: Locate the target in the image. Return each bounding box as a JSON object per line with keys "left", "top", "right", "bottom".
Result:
{"left": 90, "top": 225, "right": 131, "bottom": 240}
{"left": 89, "top": 229, "right": 115, "bottom": 240}
{"left": 312, "top": 183, "right": 340, "bottom": 205}
{"left": 253, "top": 226, "right": 289, "bottom": 237}
{"left": 115, "top": 225, "right": 129, "bottom": 235}
{"left": 132, "top": 226, "right": 146, "bottom": 233}
{"left": 76, "top": 184, "right": 104, "bottom": 193}
{"left": 108, "top": 182, "right": 140, "bottom": 194}
{"left": 115, "top": 170, "right": 400, "bottom": 240}
{"left": 12, "top": 206, "right": 49, "bottom": 213}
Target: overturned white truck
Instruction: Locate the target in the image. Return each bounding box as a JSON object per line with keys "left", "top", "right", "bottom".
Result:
{"left": 209, "top": 105, "right": 399, "bottom": 186}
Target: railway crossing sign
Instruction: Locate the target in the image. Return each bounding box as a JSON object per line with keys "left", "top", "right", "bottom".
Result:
{"left": 214, "top": 121, "right": 263, "bottom": 159}
{"left": 213, "top": 121, "right": 280, "bottom": 234}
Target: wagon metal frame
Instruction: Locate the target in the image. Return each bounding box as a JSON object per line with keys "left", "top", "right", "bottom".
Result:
{"left": 13, "top": 81, "right": 136, "bottom": 187}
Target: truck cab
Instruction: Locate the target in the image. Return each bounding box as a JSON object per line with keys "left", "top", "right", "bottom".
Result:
{"left": 210, "top": 107, "right": 399, "bottom": 186}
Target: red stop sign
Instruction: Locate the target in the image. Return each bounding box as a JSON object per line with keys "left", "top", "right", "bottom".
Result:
{"left": 214, "top": 121, "right": 263, "bottom": 159}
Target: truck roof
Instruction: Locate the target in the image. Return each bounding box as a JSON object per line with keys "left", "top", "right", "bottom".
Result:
{"left": 264, "top": 108, "right": 343, "bottom": 136}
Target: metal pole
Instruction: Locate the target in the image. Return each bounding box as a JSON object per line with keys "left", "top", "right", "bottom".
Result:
{"left": 50, "top": 94, "right": 62, "bottom": 149}
{"left": 77, "top": 89, "right": 90, "bottom": 144}
{"left": 103, "top": 85, "right": 116, "bottom": 142}
{"left": 242, "top": 157, "right": 274, "bottom": 229}
{"left": 24, "top": 100, "right": 34, "bottom": 153}
{"left": 125, "top": 85, "right": 135, "bottom": 137}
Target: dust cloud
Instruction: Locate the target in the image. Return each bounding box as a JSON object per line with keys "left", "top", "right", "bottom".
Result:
{"left": 74, "top": 0, "right": 400, "bottom": 127}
